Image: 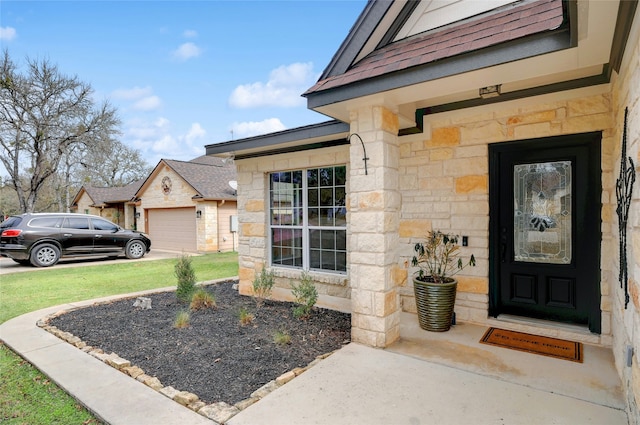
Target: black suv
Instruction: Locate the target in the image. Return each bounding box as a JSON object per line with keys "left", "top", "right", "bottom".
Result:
{"left": 0, "top": 213, "right": 151, "bottom": 267}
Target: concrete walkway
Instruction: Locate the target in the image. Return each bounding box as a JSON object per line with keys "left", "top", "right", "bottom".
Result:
{"left": 1, "top": 291, "right": 629, "bottom": 425}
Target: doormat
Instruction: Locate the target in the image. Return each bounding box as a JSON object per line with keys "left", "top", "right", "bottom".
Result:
{"left": 480, "top": 327, "right": 583, "bottom": 362}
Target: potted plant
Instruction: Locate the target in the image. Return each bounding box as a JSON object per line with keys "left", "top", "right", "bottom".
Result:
{"left": 411, "top": 230, "right": 476, "bottom": 332}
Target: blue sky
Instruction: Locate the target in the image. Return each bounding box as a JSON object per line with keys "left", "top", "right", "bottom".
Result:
{"left": 0, "top": 0, "right": 366, "bottom": 166}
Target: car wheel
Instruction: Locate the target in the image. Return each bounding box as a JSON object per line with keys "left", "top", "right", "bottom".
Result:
{"left": 30, "top": 244, "right": 61, "bottom": 267}
{"left": 125, "top": 240, "right": 146, "bottom": 259}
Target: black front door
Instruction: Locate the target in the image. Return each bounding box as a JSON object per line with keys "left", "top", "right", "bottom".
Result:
{"left": 489, "top": 132, "right": 601, "bottom": 333}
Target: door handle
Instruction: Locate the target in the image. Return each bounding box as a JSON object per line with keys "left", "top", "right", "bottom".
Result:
{"left": 63, "top": 233, "right": 72, "bottom": 237}
{"left": 95, "top": 235, "right": 102, "bottom": 238}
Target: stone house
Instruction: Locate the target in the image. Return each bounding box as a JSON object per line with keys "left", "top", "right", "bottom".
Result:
{"left": 72, "top": 155, "right": 238, "bottom": 253}
{"left": 135, "top": 155, "right": 238, "bottom": 253}
{"left": 205, "top": 0, "right": 640, "bottom": 417}
{"left": 71, "top": 180, "right": 144, "bottom": 229}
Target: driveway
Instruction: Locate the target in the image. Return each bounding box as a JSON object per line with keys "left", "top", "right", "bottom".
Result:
{"left": 0, "top": 249, "right": 190, "bottom": 275}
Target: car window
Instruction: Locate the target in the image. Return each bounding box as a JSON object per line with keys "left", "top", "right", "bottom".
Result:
{"left": 0, "top": 216, "right": 22, "bottom": 228}
{"left": 62, "top": 217, "right": 90, "bottom": 230}
{"left": 91, "top": 218, "right": 119, "bottom": 231}
{"left": 29, "top": 217, "right": 63, "bottom": 228}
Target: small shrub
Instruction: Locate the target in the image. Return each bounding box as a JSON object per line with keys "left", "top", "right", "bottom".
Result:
{"left": 175, "top": 254, "right": 197, "bottom": 302}
{"left": 273, "top": 330, "right": 291, "bottom": 345}
{"left": 252, "top": 266, "right": 274, "bottom": 307}
{"left": 291, "top": 271, "right": 318, "bottom": 319}
{"left": 190, "top": 288, "right": 216, "bottom": 311}
{"left": 238, "top": 307, "right": 255, "bottom": 326}
{"left": 174, "top": 310, "right": 190, "bottom": 328}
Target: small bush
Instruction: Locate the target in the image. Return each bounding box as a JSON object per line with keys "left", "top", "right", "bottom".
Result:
{"left": 190, "top": 288, "right": 216, "bottom": 311}
{"left": 238, "top": 307, "right": 255, "bottom": 326}
{"left": 174, "top": 310, "right": 190, "bottom": 328}
{"left": 273, "top": 330, "right": 291, "bottom": 345}
{"left": 252, "top": 266, "right": 274, "bottom": 307}
{"left": 291, "top": 271, "right": 318, "bottom": 319}
{"left": 175, "top": 254, "right": 197, "bottom": 303}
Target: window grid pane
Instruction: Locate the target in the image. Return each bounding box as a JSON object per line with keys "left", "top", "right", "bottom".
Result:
{"left": 270, "top": 166, "right": 346, "bottom": 273}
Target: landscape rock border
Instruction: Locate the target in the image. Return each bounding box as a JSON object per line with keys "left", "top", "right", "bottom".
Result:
{"left": 37, "top": 279, "right": 342, "bottom": 424}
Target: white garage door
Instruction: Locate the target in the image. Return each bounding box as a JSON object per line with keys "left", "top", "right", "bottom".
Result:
{"left": 147, "top": 208, "right": 197, "bottom": 252}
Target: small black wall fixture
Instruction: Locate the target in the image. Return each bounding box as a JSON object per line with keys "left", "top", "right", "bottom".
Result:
{"left": 347, "top": 133, "right": 369, "bottom": 175}
{"left": 616, "top": 107, "right": 636, "bottom": 309}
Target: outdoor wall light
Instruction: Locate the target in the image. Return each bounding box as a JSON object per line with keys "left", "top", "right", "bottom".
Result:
{"left": 196, "top": 210, "right": 202, "bottom": 218}
{"left": 222, "top": 153, "right": 235, "bottom": 165}
{"left": 479, "top": 84, "right": 501, "bottom": 99}
{"left": 135, "top": 212, "right": 140, "bottom": 219}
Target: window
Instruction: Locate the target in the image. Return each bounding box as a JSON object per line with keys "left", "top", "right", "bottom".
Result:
{"left": 269, "top": 166, "right": 347, "bottom": 273}
{"left": 62, "top": 217, "right": 90, "bottom": 230}
{"left": 29, "top": 217, "right": 62, "bottom": 228}
{"left": 91, "top": 218, "right": 119, "bottom": 232}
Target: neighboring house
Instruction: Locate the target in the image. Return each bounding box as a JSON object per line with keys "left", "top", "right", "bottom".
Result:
{"left": 206, "top": 0, "right": 640, "bottom": 417}
{"left": 134, "top": 155, "right": 238, "bottom": 253}
{"left": 71, "top": 180, "right": 144, "bottom": 229}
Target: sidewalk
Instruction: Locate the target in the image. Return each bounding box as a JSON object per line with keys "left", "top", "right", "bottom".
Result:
{"left": 1, "top": 292, "right": 629, "bottom": 425}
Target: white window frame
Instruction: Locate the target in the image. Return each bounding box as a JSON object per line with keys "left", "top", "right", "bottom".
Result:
{"left": 269, "top": 166, "right": 347, "bottom": 274}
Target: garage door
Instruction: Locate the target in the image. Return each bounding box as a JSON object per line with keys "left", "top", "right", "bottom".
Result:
{"left": 147, "top": 208, "right": 197, "bottom": 252}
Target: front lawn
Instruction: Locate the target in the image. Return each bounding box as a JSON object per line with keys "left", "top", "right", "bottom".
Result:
{"left": 0, "top": 252, "right": 238, "bottom": 425}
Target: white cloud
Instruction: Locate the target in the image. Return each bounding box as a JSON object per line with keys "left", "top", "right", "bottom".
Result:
{"left": 111, "top": 86, "right": 153, "bottom": 100}
{"left": 132, "top": 95, "right": 162, "bottom": 111}
{"left": 172, "top": 42, "right": 202, "bottom": 61}
{"left": 0, "top": 26, "right": 16, "bottom": 41}
{"left": 230, "top": 118, "right": 286, "bottom": 139}
{"left": 123, "top": 117, "right": 205, "bottom": 164}
{"left": 228, "top": 62, "right": 318, "bottom": 109}
{"left": 111, "top": 86, "right": 162, "bottom": 111}
{"left": 185, "top": 123, "right": 206, "bottom": 143}
{"left": 183, "top": 29, "right": 197, "bottom": 38}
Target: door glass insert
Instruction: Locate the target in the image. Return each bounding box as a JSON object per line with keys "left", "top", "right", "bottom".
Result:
{"left": 514, "top": 161, "right": 571, "bottom": 264}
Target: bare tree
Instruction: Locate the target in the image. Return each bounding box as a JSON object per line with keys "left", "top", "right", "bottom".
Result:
{"left": 0, "top": 50, "right": 120, "bottom": 212}
{"left": 78, "top": 137, "right": 152, "bottom": 187}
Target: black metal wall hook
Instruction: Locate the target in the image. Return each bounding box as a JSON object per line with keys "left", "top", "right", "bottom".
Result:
{"left": 347, "top": 133, "right": 369, "bottom": 175}
{"left": 616, "top": 107, "right": 636, "bottom": 309}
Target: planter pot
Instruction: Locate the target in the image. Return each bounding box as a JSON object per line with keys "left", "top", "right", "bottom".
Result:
{"left": 412, "top": 277, "right": 457, "bottom": 332}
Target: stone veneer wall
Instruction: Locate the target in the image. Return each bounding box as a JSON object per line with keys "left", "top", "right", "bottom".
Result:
{"left": 235, "top": 86, "right": 620, "bottom": 347}
{"left": 610, "top": 5, "right": 640, "bottom": 422}
{"left": 234, "top": 145, "right": 351, "bottom": 307}
{"left": 138, "top": 165, "right": 231, "bottom": 252}
{"left": 138, "top": 166, "right": 200, "bottom": 228}
{"left": 396, "top": 86, "right": 617, "bottom": 347}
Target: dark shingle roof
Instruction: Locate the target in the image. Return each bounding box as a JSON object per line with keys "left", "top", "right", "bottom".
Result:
{"left": 83, "top": 179, "right": 145, "bottom": 206}
{"left": 304, "top": 0, "right": 564, "bottom": 95}
{"left": 163, "top": 157, "right": 237, "bottom": 200}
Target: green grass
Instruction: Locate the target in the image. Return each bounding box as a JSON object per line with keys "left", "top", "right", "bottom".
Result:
{"left": 0, "top": 342, "right": 103, "bottom": 424}
{"left": 0, "top": 252, "right": 238, "bottom": 424}
{"left": 0, "top": 252, "right": 238, "bottom": 324}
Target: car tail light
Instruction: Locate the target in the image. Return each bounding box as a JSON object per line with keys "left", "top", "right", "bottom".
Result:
{"left": 1, "top": 229, "right": 22, "bottom": 237}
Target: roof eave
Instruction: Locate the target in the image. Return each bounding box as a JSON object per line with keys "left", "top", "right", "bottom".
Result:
{"left": 205, "top": 120, "right": 350, "bottom": 157}
{"left": 306, "top": 28, "right": 572, "bottom": 110}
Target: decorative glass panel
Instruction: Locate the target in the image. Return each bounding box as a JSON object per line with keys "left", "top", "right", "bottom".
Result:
{"left": 514, "top": 161, "right": 571, "bottom": 264}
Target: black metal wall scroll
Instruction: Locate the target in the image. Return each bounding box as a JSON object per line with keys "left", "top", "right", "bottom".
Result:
{"left": 616, "top": 107, "right": 636, "bottom": 309}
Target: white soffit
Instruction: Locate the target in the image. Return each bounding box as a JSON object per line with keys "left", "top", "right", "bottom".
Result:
{"left": 394, "top": 0, "right": 519, "bottom": 40}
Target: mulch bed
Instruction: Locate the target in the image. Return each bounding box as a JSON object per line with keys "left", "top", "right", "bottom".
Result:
{"left": 49, "top": 280, "right": 351, "bottom": 405}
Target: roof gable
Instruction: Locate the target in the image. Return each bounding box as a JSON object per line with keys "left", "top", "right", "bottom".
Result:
{"left": 71, "top": 179, "right": 145, "bottom": 207}
{"left": 136, "top": 157, "right": 237, "bottom": 201}
{"left": 306, "top": 0, "right": 565, "bottom": 96}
